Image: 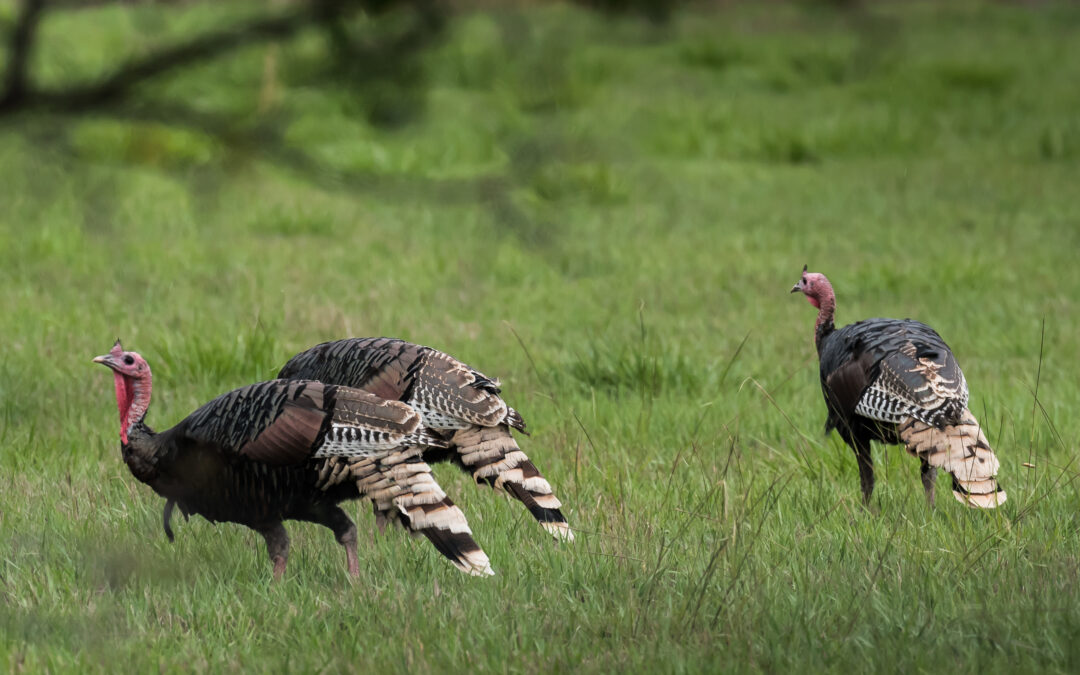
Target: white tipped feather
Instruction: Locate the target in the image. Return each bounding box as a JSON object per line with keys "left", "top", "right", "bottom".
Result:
{"left": 460, "top": 550, "right": 495, "bottom": 577}
{"left": 953, "top": 490, "right": 1007, "bottom": 509}
{"left": 532, "top": 493, "right": 563, "bottom": 509}
{"left": 543, "top": 521, "right": 575, "bottom": 542}
{"left": 400, "top": 503, "right": 475, "bottom": 534}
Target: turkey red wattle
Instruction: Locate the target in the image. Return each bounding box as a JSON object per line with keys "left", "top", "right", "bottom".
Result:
{"left": 792, "top": 269, "right": 837, "bottom": 344}
{"left": 113, "top": 371, "right": 135, "bottom": 444}
{"left": 95, "top": 345, "right": 153, "bottom": 445}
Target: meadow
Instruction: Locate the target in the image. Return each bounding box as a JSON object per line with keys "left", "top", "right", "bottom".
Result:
{"left": 2, "top": 1, "right": 1080, "bottom": 671}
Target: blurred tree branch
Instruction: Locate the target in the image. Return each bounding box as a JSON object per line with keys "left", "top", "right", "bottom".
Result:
{"left": 0, "top": 0, "right": 669, "bottom": 120}
{"left": 1, "top": 0, "right": 46, "bottom": 110}
{"left": 0, "top": 0, "right": 445, "bottom": 116}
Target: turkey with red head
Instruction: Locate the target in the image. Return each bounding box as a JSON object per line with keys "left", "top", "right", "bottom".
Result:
{"left": 791, "top": 267, "right": 1006, "bottom": 508}
{"left": 278, "top": 337, "right": 573, "bottom": 541}
{"left": 93, "top": 340, "right": 494, "bottom": 578}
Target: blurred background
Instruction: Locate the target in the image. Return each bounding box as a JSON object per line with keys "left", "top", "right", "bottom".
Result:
{"left": 3, "top": 0, "right": 1080, "bottom": 670}
{"left": 3, "top": 0, "right": 1076, "bottom": 380}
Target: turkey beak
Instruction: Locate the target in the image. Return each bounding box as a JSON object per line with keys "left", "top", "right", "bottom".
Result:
{"left": 790, "top": 283, "right": 802, "bottom": 294}
{"left": 93, "top": 354, "right": 116, "bottom": 369}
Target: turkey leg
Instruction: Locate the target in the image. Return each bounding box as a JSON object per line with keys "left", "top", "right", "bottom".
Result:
{"left": 259, "top": 522, "right": 290, "bottom": 580}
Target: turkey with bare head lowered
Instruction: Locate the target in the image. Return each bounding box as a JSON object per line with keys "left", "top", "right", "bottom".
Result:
{"left": 93, "top": 340, "right": 494, "bottom": 578}
{"left": 278, "top": 337, "right": 573, "bottom": 541}
{"left": 791, "top": 267, "right": 1006, "bottom": 508}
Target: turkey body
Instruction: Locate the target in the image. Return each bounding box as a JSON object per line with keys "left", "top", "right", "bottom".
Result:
{"left": 143, "top": 381, "right": 359, "bottom": 531}
{"left": 793, "top": 269, "right": 1006, "bottom": 508}
{"left": 818, "top": 318, "right": 967, "bottom": 438}
{"left": 279, "top": 337, "right": 574, "bottom": 540}
{"left": 153, "top": 443, "right": 362, "bottom": 533}
{"left": 95, "top": 342, "right": 494, "bottom": 578}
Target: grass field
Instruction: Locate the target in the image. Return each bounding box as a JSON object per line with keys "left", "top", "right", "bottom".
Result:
{"left": 3, "top": 1, "right": 1080, "bottom": 671}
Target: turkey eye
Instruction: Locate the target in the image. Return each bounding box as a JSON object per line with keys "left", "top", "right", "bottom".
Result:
{"left": 123, "top": 355, "right": 135, "bottom": 366}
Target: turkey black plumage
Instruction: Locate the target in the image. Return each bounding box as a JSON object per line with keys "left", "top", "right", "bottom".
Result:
{"left": 792, "top": 267, "right": 1006, "bottom": 508}
{"left": 278, "top": 337, "right": 573, "bottom": 541}
{"left": 93, "top": 340, "right": 494, "bottom": 578}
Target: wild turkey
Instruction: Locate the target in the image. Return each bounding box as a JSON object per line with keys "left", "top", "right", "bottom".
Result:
{"left": 93, "top": 340, "right": 494, "bottom": 578}
{"left": 791, "top": 267, "right": 1006, "bottom": 508}
{"left": 278, "top": 337, "right": 573, "bottom": 541}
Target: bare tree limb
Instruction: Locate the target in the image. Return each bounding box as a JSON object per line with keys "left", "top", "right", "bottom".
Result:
{"left": 0, "top": 0, "right": 47, "bottom": 110}
{"left": 0, "top": 0, "right": 376, "bottom": 116}
{"left": 0, "top": 0, "right": 656, "bottom": 121}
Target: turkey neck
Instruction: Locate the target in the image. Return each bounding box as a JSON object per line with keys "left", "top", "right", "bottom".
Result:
{"left": 116, "top": 372, "right": 164, "bottom": 484}
{"left": 813, "top": 293, "right": 836, "bottom": 354}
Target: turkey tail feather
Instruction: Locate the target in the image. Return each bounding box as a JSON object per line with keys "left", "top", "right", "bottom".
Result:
{"left": 899, "top": 410, "right": 1007, "bottom": 508}
{"left": 352, "top": 450, "right": 494, "bottom": 576}
{"left": 451, "top": 425, "right": 574, "bottom": 541}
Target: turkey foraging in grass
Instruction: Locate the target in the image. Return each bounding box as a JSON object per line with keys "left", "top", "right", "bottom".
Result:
{"left": 278, "top": 337, "right": 573, "bottom": 541}
{"left": 791, "top": 267, "right": 1006, "bottom": 508}
{"left": 93, "top": 340, "right": 494, "bottom": 578}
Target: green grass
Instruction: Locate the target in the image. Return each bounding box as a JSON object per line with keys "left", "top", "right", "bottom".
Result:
{"left": 3, "top": 1, "right": 1080, "bottom": 671}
